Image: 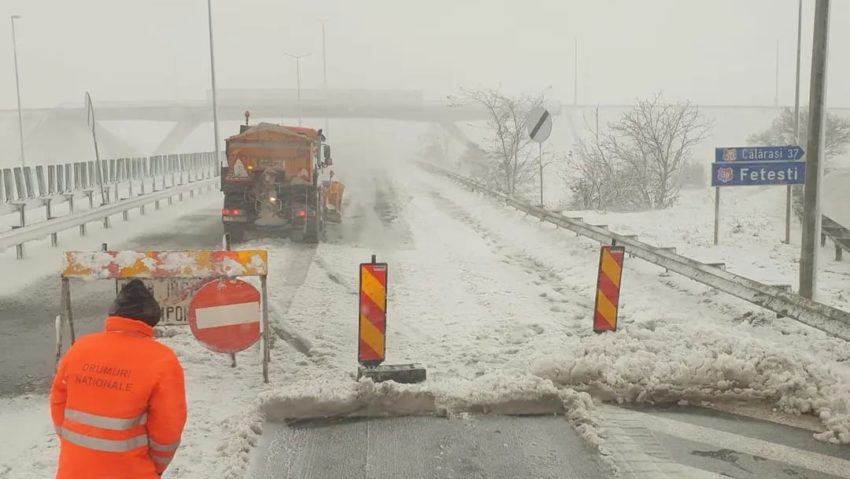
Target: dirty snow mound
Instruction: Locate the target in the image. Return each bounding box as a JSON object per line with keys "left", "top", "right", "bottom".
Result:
{"left": 531, "top": 321, "right": 850, "bottom": 444}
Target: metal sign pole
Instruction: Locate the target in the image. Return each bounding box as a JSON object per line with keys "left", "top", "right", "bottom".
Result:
{"left": 526, "top": 106, "right": 552, "bottom": 207}
{"left": 222, "top": 233, "right": 237, "bottom": 368}
{"left": 207, "top": 0, "right": 222, "bottom": 168}
{"left": 539, "top": 142, "right": 544, "bottom": 206}
{"left": 785, "top": 185, "right": 792, "bottom": 244}
{"left": 61, "top": 277, "right": 76, "bottom": 344}
{"left": 261, "top": 274, "right": 270, "bottom": 383}
{"left": 714, "top": 187, "right": 720, "bottom": 245}
{"left": 54, "top": 314, "right": 63, "bottom": 370}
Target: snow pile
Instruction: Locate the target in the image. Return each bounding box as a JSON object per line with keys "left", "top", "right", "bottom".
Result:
{"left": 259, "top": 373, "right": 604, "bottom": 450}
{"left": 435, "top": 374, "right": 565, "bottom": 416}
{"left": 216, "top": 412, "right": 265, "bottom": 479}
{"left": 530, "top": 320, "right": 850, "bottom": 444}
{"left": 260, "top": 377, "right": 434, "bottom": 420}
{"left": 418, "top": 166, "right": 850, "bottom": 445}
{"left": 261, "top": 374, "right": 580, "bottom": 418}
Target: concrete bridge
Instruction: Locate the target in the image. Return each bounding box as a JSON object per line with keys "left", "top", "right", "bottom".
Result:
{"left": 2, "top": 87, "right": 848, "bottom": 169}
{"left": 0, "top": 89, "right": 491, "bottom": 166}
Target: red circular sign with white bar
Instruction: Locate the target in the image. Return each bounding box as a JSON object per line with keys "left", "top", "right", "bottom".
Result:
{"left": 188, "top": 279, "right": 261, "bottom": 354}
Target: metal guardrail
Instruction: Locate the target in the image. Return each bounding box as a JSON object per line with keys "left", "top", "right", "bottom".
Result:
{"left": 0, "top": 176, "right": 217, "bottom": 260}
{"left": 0, "top": 152, "right": 219, "bottom": 222}
{"left": 822, "top": 215, "right": 850, "bottom": 262}
{"left": 419, "top": 161, "right": 850, "bottom": 342}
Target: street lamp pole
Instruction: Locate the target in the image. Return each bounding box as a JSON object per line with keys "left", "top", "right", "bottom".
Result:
{"left": 285, "top": 53, "right": 310, "bottom": 127}
{"left": 799, "top": 0, "right": 832, "bottom": 299}
{"left": 573, "top": 38, "right": 578, "bottom": 105}
{"left": 11, "top": 15, "right": 25, "bottom": 168}
{"left": 321, "top": 20, "right": 328, "bottom": 134}
{"left": 85, "top": 92, "right": 107, "bottom": 205}
{"left": 206, "top": 0, "right": 222, "bottom": 166}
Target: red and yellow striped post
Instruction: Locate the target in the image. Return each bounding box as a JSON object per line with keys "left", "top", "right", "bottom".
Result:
{"left": 358, "top": 260, "right": 388, "bottom": 366}
{"left": 593, "top": 245, "right": 625, "bottom": 333}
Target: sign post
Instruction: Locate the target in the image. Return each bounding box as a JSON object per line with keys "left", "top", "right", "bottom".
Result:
{"left": 714, "top": 187, "right": 721, "bottom": 246}
{"left": 358, "top": 257, "right": 387, "bottom": 367}
{"left": 356, "top": 255, "right": 426, "bottom": 384}
{"left": 60, "top": 249, "right": 272, "bottom": 382}
{"left": 526, "top": 106, "right": 552, "bottom": 206}
{"left": 711, "top": 146, "right": 806, "bottom": 244}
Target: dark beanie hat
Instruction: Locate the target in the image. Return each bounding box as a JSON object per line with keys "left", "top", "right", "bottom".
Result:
{"left": 109, "top": 279, "right": 161, "bottom": 327}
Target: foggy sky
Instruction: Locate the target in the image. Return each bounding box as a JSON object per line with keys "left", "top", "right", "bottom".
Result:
{"left": 1, "top": 0, "right": 849, "bottom": 110}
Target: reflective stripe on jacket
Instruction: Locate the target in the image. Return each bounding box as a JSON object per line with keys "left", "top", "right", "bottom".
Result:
{"left": 50, "top": 316, "right": 187, "bottom": 478}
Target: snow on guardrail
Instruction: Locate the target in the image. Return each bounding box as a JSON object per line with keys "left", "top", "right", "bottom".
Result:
{"left": 418, "top": 161, "right": 850, "bottom": 342}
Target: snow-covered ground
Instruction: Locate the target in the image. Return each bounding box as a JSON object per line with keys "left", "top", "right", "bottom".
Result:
{"left": 3, "top": 118, "right": 850, "bottom": 478}
{"left": 450, "top": 107, "right": 850, "bottom": 309}
{"left": 566, "top": 181, "right": 850, "bottom": 312}
{"left": 420, "top": 171, "right": 850, "bottom": 439}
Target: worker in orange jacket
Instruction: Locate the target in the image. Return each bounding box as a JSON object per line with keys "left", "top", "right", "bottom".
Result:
{"left": 50, "top": 279, "right": 187, "bottom": 478}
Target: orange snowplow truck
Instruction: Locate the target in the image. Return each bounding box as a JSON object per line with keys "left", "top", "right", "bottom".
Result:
{"left": 220, "top": 120, "right": 343, "bottom": 242}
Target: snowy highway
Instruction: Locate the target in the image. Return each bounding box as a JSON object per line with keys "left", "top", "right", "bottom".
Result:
{"left": 3, "top": 122, "right": 850, "bottom": 478}
{"left": 5, "top": 0, "right": 850, "bottom": 476}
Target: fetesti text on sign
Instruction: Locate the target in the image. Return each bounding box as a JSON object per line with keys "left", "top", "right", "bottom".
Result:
{"left": 711, "top": 161, "right": 806, "bottom": 187}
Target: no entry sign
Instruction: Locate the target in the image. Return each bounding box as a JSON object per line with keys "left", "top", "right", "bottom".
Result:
{"left": 62, "top": 248, "right": 273, "bottom": 383}
{"left": 188, "top": 279, "right": 261, "bottom": 354}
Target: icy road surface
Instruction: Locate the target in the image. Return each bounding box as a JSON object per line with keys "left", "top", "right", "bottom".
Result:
{"left": 247, "top": 415, "right": 606, "bottom": 479}
{"left": 244, "top": 407, "right": 850, "bottom": 479}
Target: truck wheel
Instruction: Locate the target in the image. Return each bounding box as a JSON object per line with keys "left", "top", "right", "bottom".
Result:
{"left": 303, "top": 219, "right": 320, "bottom": 243}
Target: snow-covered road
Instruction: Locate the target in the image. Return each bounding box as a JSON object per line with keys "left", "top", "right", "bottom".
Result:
{"left": 3, "top": 120, "right": 850, "bottom": 478}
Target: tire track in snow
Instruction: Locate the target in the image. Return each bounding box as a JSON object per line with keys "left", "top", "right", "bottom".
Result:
{"left": 247, "top": 239, "right": 320, "bottom": 358}
{"left": 424, "top": 187, "right": 593, "bottom": 331}
{"left": 264, "top": 171, "right": 426, "bottom": 374}
{"left": 379, "top": 183, "right": 586, "bottom": 382}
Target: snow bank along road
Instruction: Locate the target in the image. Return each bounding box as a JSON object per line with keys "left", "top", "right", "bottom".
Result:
{"left": 4, "top": 128, "right": 850, "bottom": 477}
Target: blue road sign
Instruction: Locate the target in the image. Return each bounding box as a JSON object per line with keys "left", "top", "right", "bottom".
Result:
{"left": 715, "top": 146, "right": 805, "bottom": 163}
{"left": 711, "top": 161, "right": 806, "bottom": 187}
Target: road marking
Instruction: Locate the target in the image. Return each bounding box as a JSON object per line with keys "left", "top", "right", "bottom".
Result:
{"left": 598, "top": 405, "right": 720, "bottom": 478}
{"left": 628, "top": 409, "right": 850, "bottom": 478}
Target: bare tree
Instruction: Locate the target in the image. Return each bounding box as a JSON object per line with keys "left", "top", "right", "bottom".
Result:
{"left": 460, "top": 88, "right": 544, "bottom": 195}
{"left": 749, "top": 108, "right": 850, "bottom": 217}
{"left": 612, "top": 93, "right": 710, "bottom": 208}
{"left": 567, "top": 107, "right": 627, "bottom": 209}
{"left": 568, "top": 93, "right": 711, "bottom": 210}
{"left": 748, "top": 107, "right": 850, "bottom": 161}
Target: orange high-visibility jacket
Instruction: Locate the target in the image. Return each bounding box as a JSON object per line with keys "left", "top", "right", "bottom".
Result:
{"left": 50, "top": 316, "right": 187, "bottom": 478}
